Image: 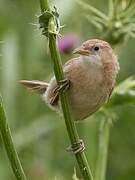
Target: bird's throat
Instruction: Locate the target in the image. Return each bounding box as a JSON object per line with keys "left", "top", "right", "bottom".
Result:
{"left": 81, "top": 55, "right": 103, "bottom": 67}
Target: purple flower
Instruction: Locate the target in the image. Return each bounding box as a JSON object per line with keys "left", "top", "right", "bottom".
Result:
{"left": 58, "top": 33, "right": 79, "bottom": 54}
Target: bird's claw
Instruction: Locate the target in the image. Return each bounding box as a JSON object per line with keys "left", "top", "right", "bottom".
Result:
{"left": 53, "top": 79, "right": 70, "bottom": 94}
{"left": 66, "top": 139, "right": 85, "bottom": 155}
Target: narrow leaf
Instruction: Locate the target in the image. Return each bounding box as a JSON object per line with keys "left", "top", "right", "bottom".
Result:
{"left": 76, "top": 0, "right": 109, "bottom": 21}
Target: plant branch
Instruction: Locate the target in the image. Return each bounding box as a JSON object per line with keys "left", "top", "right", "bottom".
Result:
{"left": 0, "top": 95, "right": 27, "bottom": 180}
{"left": 40, "top": 0, "right": 49, "bottom": 12}
{"left": 39, "top": 0, "right": 93, "bottom": 179}
{"left": 95, "top": 118, "right": 111, "bottom": 180}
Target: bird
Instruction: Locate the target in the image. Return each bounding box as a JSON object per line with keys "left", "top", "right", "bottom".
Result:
{"left": 20, "top": 39, "right": 119, "bottom": 121}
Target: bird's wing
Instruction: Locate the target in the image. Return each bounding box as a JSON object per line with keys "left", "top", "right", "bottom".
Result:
{"left": 47, "top": 60, "right": 76, "bottom": 106}
{"left": 19, "top": 80, "right": 49, "bottom": 94}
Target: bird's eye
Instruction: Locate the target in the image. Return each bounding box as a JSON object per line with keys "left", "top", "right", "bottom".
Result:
{"left": 94, "top": 46, "right": 99, "bottom": 51}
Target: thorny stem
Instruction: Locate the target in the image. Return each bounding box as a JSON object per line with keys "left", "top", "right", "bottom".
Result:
{"left": 0, "top": 95, "right": 27, "bottom": 180}
{"left": 39, "top": 0, "right": 93, "bottom": 179}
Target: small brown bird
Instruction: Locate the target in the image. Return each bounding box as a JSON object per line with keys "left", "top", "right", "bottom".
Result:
{"left": 20, "top": 39, "right": 119, "bottom": 121}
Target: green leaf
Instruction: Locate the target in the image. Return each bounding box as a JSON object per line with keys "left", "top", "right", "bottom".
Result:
{"left": 76, "top": 0, "right": 109, "bottom": 21}
{"left": 114, "top": 77, "right": 135, "bottom": 94}
{"left": 39, "top": 11, "right": 53, "bottom": 36}
{"left": 108, "top": 0, "right": 114, "bottom": 18}
{"left": 119, "top": 3, "right": 135, "bottom": 18}
{"left": 85, "top": 15, "right": 104, "bottom": 31}
{"left": 72, "top": 168, "right": 80, "bottom": 180}
{"left": 106, "top": 77, "right": 135, "bottom": 107}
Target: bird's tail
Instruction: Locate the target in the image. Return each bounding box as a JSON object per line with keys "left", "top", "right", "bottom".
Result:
{"left": 19, "top": 80, "right": 49, "bottom": 94}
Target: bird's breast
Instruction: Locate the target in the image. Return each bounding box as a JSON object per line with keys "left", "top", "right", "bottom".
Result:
{"left": 65, "top": 58, "right": 108, "bottom": 120}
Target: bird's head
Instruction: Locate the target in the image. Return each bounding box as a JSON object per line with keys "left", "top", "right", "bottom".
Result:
{"left": 73, "top": 39, "right": 116, "bottom": 65}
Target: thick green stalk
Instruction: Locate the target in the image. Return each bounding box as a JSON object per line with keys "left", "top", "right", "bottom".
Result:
{"left": 49, "top": 36, "right": 93, "bottom": 179}
{"left": 40, "top": 0, "right": 49, "bottom": 12}
{"left": 95, "top": 119, "right": 111, "bottom": 180}
{"left": 0, "top": 95, "right": 27, "bottom": 180}
{"left": 39, "top": 0, "right": 93, "bottom": 179}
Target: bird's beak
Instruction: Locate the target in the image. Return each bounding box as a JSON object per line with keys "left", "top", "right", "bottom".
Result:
{"left": 73, "top": 46, "right": 90, "bottom": 56}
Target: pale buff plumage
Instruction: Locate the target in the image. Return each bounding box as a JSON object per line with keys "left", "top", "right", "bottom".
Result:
{"left": 20, "top": 39, "right": 119, "bottom": 121}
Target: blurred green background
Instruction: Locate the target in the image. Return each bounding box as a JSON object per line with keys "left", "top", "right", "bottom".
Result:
{"left": 0, "top": 0, "right": 135, "bottom": 179}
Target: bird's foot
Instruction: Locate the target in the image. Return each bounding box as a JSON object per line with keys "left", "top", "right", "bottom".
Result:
{"left": 49, "top": 79, "right": 70, "bottom": 106}
{"left": 53, "top": 79, "right": 70, "bottom": 94}
{"left": 66, "top": 139, "right": 85, "bottom": 155}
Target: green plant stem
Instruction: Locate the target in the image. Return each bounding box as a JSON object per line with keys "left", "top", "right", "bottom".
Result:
{"left": 95, "top": 119, "right": 111, "bottom": 180}
{"left": 49, "top": 35, "right": 93, "bottom": 180}
{"left": 39, "top": 0, "right": 93, "bottom": 179}
{"left": 40, "top": 0, "right": 49, "bottom": 12}
{"left": 0, "top": 95, "right": 27, "bottom": 180}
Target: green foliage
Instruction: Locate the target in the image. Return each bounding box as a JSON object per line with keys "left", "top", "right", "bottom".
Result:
{"left": 76, "top": 0, "right": 135, "bottom": 45}
{"left": 0, "top": 0, "right": 135, "bottom": 180}
{"left": 108, "top": 77, "right": 135, "bottom": 107}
